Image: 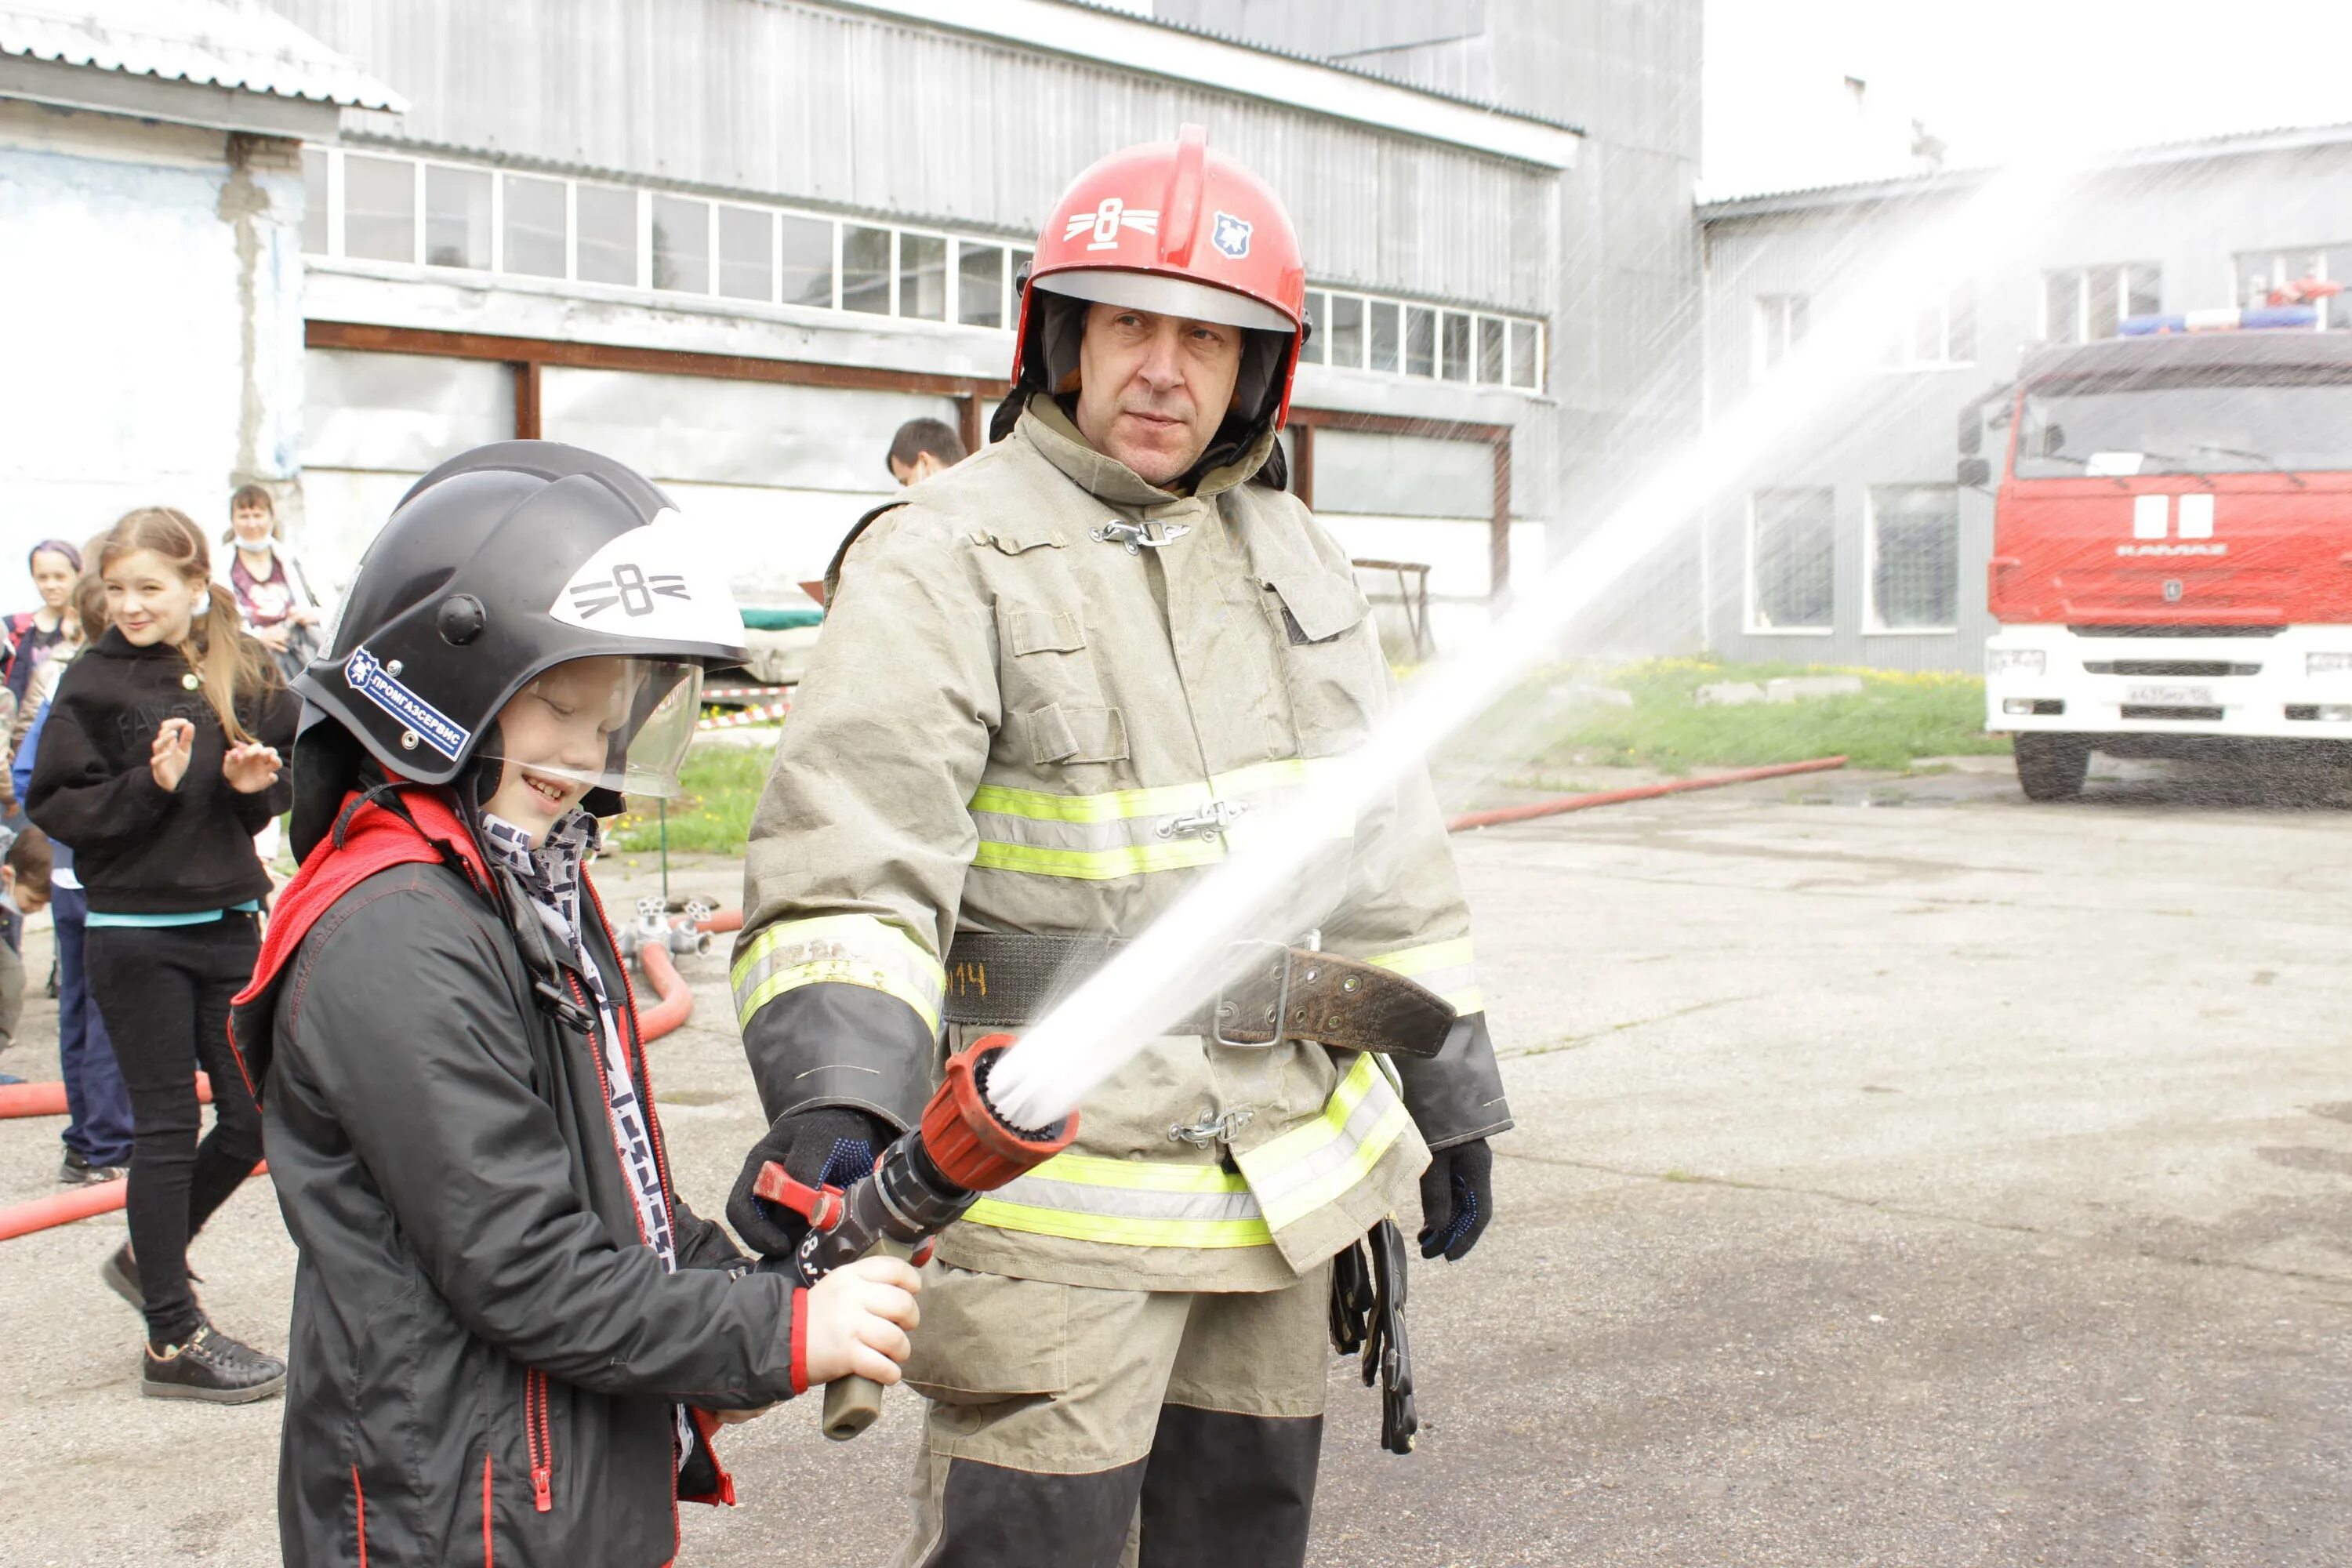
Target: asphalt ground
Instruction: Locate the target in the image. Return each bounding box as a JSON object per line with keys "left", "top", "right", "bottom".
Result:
{"left": 2, "top": 754, "right": 2347, "bottom": 1565}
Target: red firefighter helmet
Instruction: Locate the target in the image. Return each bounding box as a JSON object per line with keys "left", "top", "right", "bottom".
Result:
{"left": 1011, "top": 124, "right": 1309, "bottom": 429}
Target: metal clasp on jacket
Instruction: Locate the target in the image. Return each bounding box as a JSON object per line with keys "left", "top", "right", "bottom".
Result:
{"left": 1090, "top": 518, "right": 1192, "bottom": 554}
{"left": 1168, "top": 1106, "right": 1254, "bottom": 1149}
{"left": 1158, "top": 799, "right": 1247, "bottom": 840}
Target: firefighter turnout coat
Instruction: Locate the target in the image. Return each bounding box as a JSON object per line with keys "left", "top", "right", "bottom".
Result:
{"left": 735, "top": 396, "right": 1512, "bottom": 1291}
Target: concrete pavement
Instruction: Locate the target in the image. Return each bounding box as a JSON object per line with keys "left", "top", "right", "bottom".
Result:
{"left": 1, "top": 757, "right": 2346, "bottom": 1564}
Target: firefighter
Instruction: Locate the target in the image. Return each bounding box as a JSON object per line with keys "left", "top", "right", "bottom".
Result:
{"left": 728, "top": 127, "right": 1512, "bottom": 1566}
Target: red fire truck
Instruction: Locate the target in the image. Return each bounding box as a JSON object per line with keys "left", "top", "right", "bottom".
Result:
{"left": 1968, "top": 327, "right": 2352, "bottom": 799}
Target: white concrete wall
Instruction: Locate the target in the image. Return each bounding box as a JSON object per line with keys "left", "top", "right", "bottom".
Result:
{"left": 0, "top": 100, "right": 306, "bottom": 577}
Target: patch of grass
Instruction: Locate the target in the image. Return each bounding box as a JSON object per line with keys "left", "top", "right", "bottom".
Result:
{"left": 1520, "top": 656, "right": 2009, "bottom": 775}
{"left": 608, "top": 745, "right": 772, "bottom": 855}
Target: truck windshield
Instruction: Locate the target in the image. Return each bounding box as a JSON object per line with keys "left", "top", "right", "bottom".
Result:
{"left": 2015, "top": 375, "right": 2352, "bottom": 478}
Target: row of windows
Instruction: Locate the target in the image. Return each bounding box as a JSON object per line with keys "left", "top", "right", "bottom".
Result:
{"left": 301, "top": 147, "right": 1034, "bottom": 328}
{"left": 1749, "top": 485, "right": 1958, "bottom": 636}
{"left": 1301, "top": 289, "right": 1544, "bottom": 388}
{"left": 1752, "top": 244, "right": 2352, "bottom": 376}
{"left": 299, "top": 147, "right": 1548, "bottom": 390}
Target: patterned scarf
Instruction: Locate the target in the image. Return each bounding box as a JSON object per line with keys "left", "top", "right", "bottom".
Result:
{"left": 479, "top": 811, "right": 678, "bottom": 1272}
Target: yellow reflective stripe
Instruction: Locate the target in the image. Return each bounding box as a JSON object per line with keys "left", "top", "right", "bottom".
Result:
{"left": 969, "top": 837, "right": 1227, "bottom": 880}
{"left": 968, "top": 759, "right": 1326, "bottom": 825}
{"left": 967, "top": 759, "right": 1352, "bottom": 881}
{"left": 957, "top": 1058, "right": 1408, "bottom": 1249}
{"left": 1367, "top": 937, "right": 1483, "bottom": 1016}
{"left": 970, "top": 778, "right": 1215, "bottom": 824}
{"left": 1244, "top": 1052, "right": 1412, "bottom": 1231}
{"left": 732, "top": 915, "right": 945, "bottom": 1033}
{"left": 960, "top": 1198, "right": 1274, "bottom": 1249}
{"left": 1366, "top": 937, "right": 1474, "bottom": 977}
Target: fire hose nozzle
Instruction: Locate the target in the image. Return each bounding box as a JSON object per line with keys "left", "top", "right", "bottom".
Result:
{"left": 775, "top": 1035, "right": 1076, "bottom": 1441}
{"left": 920, "top": 1033, "right": 1078, "bottom": 1192}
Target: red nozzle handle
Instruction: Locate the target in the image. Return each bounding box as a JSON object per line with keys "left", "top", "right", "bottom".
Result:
{"left": 919, "top": 1033, "right": 1078, "bottom": 1193}
{"left": 752, "top": 1163, "right": 847, "bottom": 1232}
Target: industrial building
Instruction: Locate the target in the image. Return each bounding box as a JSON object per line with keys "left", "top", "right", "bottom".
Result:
{"left": 0, "top": 0, "right": 1704, "bottom": 656}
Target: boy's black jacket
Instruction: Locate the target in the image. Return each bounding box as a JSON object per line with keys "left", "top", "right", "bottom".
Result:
{"left": 25, "top": 627, "right": 299, "bottom": 913}
{"left": 232, "top": 791, "right": 802, "bottom": 1566}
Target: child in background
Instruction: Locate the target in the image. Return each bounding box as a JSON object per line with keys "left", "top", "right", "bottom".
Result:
{"left": 2, "top": 539, "right": 83, "bottom": 698}
{"left": 14, "top": 568, "right": 132, "bottom": 1185}
{"left": 27, "top": 506, "right": 299, "bottom": 1402}
{"left": 0, "top": 826, "right": 51, "bottom": 1083}
{"left": 0, "top": 539, "right": 84, "bottom": 822}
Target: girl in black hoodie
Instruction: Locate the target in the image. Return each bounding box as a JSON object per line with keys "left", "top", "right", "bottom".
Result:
{"left": 27, "top": 506, "right": 300, "bottom": 1402}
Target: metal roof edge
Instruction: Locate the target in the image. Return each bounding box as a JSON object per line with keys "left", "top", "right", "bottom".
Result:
{"left": 812, "top": 0, "right": 1581, "bottom": 169}
{"left": 1700, "top": 119, "right": 2352, "bottom": 220}
{"left": 0, "top": 50, "right": 345, "bottom": 140}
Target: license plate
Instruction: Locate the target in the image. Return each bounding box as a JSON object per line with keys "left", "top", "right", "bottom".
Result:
{"left": 2126, "top": 684, "right": 2214, "bottom": 706}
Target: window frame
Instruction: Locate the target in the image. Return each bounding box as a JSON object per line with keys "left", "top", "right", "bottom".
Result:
{"left": 1879, "top": 282, "right": 1976, "bottom": 372}
{"left": 1753, "top": 292, "right": 1808, "bottom": 379}
{"left": 1861, "top": 482, "right": 1961, "bottom": 636}
{"left": 1745, "top": 486, "right": 1839, "bottom": 637}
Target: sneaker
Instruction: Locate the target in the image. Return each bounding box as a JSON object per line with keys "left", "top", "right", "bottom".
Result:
{"left": 141, "top": 1323, "right": 285, "bottom": 1404}
{"left": 60, "top": 1150, "right": 129, "bottom": 1186}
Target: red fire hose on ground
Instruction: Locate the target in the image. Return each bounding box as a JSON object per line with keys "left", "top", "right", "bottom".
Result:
{"left": 0, "top": 1161, "right": 265, "bottom": 1243}
{"left": 1446, "top": 755, "right": 1848, "bottom": 832}
{"left": 1, "top": 1073, "right": 213, "bottom": 1122}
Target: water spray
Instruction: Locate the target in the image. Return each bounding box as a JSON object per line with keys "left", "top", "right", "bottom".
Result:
{"left": 982, "top": 151, "right": 2093, "bottom": 1133}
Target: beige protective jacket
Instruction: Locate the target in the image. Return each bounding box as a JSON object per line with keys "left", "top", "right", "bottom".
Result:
{"left": 735, "top": 398, "right": 1510, "bottom": 1291}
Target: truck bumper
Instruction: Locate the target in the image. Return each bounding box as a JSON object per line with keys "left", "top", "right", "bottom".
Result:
{"left": 1985, "top": 625, "right": 2352, "bottom": 742}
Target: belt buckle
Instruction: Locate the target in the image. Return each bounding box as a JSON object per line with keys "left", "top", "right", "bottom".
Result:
{"left": 1211, "top": 939, "right": 1295, "bottom": 1049}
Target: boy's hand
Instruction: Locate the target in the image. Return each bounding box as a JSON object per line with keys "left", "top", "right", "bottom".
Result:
{"left": 150, "top": 717, "right": 195, "bottom": 792}
{"left": 222, "top": 742, "right": 284, "bottom": 794}
{"left": 802, "top": 1255, "right": 922, "bottom": 1388}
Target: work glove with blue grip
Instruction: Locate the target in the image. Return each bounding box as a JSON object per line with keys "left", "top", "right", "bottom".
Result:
{"left": 1416, "top": 1137, "right": 1494, "bottom": 1261}
{"left": 727, "top": 1106, "right": 892, "bottom": 1258}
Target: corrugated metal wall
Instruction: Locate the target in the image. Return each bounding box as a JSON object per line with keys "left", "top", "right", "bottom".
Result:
{"left": 268, "top": 0, "right": 1558, "bottom": 310}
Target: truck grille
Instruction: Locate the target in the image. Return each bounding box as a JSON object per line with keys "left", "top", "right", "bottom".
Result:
{"left": 2082, "top": 661, "right": 2260, "bottom": 677}
{"left": 2120, "top": 705, "right": 2225, "bottom": 721}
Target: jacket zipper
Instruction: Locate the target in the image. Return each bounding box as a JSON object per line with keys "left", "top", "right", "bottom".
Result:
{"left": 525, "top": 1369, "right": 552, "bottom": 1513}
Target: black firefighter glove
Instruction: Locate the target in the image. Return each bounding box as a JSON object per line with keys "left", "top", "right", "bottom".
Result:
{"left": 727, "top": 1106, "right": 894, "bottom": 1259}
{"left": 1416, "top": 1138, "right": 1494, "bottom": 1261}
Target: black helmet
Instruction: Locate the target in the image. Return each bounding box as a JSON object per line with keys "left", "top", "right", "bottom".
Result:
{"left": 292, "top": 441, "right": 747, "bottom": 851}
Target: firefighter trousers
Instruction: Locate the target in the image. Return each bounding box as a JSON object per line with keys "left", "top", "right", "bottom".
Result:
{"left": 887, "top": 1259, "right": 1334, "bottom": 1568}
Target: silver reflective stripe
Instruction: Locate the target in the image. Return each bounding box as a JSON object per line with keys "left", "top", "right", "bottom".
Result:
{"left": 988, "top": 1174, "right": 1269, "bottom": 1225}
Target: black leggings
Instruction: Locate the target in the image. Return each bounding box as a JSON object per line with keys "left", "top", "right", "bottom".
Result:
{"left": 85, "top": 916, "right": 263, "bottom": 1346}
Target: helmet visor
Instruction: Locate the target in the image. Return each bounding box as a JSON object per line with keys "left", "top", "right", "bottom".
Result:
{"left": 496, "top": 656, "right": 706, "bottom": 803}
{"left": 1031, "top": 267, "right": 1296, "bottom": 332}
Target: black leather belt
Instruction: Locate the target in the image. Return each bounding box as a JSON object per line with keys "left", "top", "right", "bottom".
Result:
{"left": 940, "top": 931, "right": 1454, "bottom": 1058}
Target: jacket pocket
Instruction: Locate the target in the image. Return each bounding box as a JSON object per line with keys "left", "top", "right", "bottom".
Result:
{"left": 1023, "top": 702, "right": 1128, "bottom": 766}
{"left": 1260, "top": 568, "right": 1382, "bottom": 753}
{"left": 1003, "top": 605, "right": 1087, "bottom": 656}
{"left": 903, "top": 1265, "right": 1073, "bottom": 1407}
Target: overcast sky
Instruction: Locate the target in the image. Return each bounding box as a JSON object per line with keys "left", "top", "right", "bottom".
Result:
{"left": 1704, "top": 1, "right": 2352, "bottom": 197}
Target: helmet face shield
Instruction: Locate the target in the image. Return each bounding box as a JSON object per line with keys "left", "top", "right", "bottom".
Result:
{"left": 495, "top": 656, "right": 704, "bottom": 802}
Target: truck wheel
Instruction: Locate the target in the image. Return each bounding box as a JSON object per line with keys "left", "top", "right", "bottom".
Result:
{"left": 2014, "top": 735, "right": 2090, "bottom": 800}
